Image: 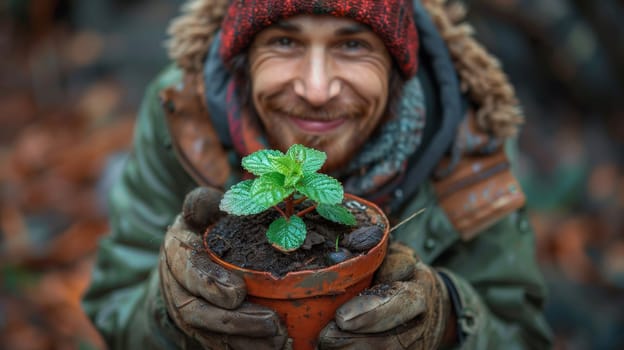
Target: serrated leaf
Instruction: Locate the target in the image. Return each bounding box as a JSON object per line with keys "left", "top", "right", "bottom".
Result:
{"left": 241, "top": 150, "right": 284, "bottom": 176}
{"left": 316, "top": 203, "right": 357, "bottom": 226}
{"left": 273, "top": 156, "right": 301, "bottom": 175}
{"left": 296, "top": 173, "right": 343, "bottom": 205}
{"left": 219, "top": 180, "right": 269, "bottom": 215}
{"left": 271, "top": 156, "right": 302, "bottom": 187}
{"left": 286, "top": 144, "right": 327, "bottom": 175}
{"left": 266, "top": 216, "right": 306, "bottom": 252}
{"left": 251, "top": 172, "right": 293, "bottom": 207}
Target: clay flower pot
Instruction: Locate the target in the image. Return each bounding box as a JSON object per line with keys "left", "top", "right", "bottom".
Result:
{"left": 203, "top": 193, "right": 390, "bottom": 350}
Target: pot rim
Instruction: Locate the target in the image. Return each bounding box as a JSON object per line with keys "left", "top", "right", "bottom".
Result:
{"left": 203, "top": 193, "right": 390, "bottom": 298}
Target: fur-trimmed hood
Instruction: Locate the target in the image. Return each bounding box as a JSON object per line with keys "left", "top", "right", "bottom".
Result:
{"left": 166, "top": 0, "right": 522, "bottom": 138}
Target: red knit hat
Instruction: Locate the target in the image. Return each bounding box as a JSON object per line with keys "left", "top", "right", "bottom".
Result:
{"left": 219, "top": 0, "right": 419, "bottom": 78}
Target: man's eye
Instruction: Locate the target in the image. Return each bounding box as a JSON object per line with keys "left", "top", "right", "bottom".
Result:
{"left": 338, "top": 39, "right": 372, "bottom": 53}
{"left": 273, "top": 37, "right": 295, "bottom": 47}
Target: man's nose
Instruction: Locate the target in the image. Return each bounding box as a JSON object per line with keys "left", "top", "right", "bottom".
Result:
{"left": 293, "top": 48, "right": 341, "bottom": 106}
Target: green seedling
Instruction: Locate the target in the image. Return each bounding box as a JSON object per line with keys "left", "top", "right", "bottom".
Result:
{"left": 219, "top": 144, "right": 356, "bottom": 252}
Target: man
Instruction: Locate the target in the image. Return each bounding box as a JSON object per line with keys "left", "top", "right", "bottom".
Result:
{"left": 83, "top": 0, "right": 553, "bottom": 349}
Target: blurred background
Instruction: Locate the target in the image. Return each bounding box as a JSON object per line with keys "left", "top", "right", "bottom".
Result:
{"left": 0, "top": 0, "right": 622, "bottom": 349}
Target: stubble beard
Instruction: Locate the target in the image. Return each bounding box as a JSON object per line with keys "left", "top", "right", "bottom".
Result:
{"left": 256, "top": 89, "right": 375, "bottom": 172}
{"left": 267, "top": 125, "right": 364, "bottom": 172}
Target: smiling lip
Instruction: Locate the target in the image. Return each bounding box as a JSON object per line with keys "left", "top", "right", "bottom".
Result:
{"left": 290, "top": 117, "right": 346, "bottom": 133}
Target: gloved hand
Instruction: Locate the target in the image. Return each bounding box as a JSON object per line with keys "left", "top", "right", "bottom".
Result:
{"left": 159, "top": 187, "right": 290, "bottom": 349}
{"left": 318, "top": 242, "right": 452, "bottom": 349}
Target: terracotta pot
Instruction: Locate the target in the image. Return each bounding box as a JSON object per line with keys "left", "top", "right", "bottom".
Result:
{"left": 203, "top": 193, "right": 390, "bottom": 350}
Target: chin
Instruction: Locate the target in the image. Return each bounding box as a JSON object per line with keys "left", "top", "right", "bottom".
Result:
{"left": 270, "top": 132, "right": 360, "bottom": 173}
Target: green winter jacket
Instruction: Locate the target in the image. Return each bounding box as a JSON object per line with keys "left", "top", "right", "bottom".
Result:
{"left": 83, "top": 64, "right": 552, "bottom": 350}
{"left": 83, "top": 1, "right": 553, "bottom": 348}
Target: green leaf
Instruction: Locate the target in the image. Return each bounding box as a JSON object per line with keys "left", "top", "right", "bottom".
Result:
{"left": 273, "top": 156, "right": 301, "bottom": 174}
{"left": 286, "top": 144, "right": 327, "bottom": 175}
{"left": 241, "top": 150, "right": 284, "bottom": 176}
{"left": 271, "top": 156, "right": 303, "bottom": 187}
{"left": 316, "top": 203, "right": 357, "bottom": 226}
{"left": 266, "top": 216, "right": 306, "bottom": 251}
{"left": 251, "top": 172, "right": 293, "bottom": 207}
{"left": 296, "top": 173, "right": 343, "bottom": 205}
{"left": 219, "top": 180, "right": 269, "bottom": 215}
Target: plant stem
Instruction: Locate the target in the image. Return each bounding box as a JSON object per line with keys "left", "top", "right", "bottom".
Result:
{"left": 273, "top": 205, "right": 288, "bottom": 219}
{"left": 285, "top": 194, "right": 294, "bottom": 217}
{"left": 296, "top": 204, "right": 317, "bottom": 218}
{"left": 292, "top": 197, "right": 307, "bottom": 206}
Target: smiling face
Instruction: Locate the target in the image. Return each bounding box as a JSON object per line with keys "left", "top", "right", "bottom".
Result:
{"left": 248, "top": 15, "right": 392, "bottom": 172}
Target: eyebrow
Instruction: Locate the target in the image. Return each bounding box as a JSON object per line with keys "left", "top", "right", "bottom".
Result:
{"left": 334, "top": 24, "right": 370, "bottom": 36}
{"left": 272, "top": 20, "right": 370, "bottom": 36}
{"left": 273, "top": 21, "right": 301, "bottom": 32}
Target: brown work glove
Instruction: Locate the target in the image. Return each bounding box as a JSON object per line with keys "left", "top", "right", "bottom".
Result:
{"left": 159, "top": 187, "right": 290, "bottom": 350}
{"left": 318, "top": 242, "right": 451, "bottom": 349}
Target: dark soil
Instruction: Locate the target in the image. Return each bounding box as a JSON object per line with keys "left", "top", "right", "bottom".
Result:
{"left": 205, "top": 199, "right": 385, "bottom": 277}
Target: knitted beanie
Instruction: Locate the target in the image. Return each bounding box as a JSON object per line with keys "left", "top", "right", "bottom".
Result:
{"left": 219, "top": 0, "right": 419, "bottom": 77}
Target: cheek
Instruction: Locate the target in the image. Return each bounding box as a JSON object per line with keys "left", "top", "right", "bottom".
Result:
{"left": 250, "top": 57, "right": 297, "bottom": 98}
{"left": 344, "top": 65, "right": 390, "bottom": 136}
{"left": 339, "top": 63, "right": 389, "bottom": 107}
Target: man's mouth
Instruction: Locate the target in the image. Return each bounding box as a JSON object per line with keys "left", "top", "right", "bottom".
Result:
{"left": 289, "top": 117, "right": 346, "bottom": 134}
